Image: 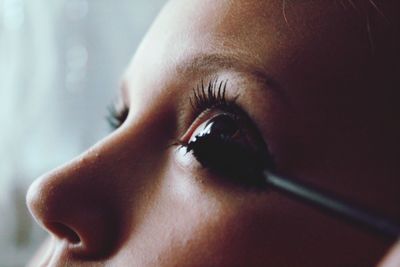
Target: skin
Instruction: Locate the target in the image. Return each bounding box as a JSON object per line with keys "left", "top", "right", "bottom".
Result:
{"left": 26, "top": 0, "right": 400, "bottom": 266}
{"left": 379, "top": 241, "right": 400, "bottom": 267}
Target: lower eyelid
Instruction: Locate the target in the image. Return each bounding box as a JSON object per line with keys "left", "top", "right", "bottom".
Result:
{"left": 173, "top": 146, "right": 203, "bottom": 174}
{"left": 173, "top": 140, "right": 269, "bottom": 190}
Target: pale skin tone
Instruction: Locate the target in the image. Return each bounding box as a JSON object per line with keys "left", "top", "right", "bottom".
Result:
{"left": 27, "top": 0, "right": 400, "bottom": 266}
{"left": 379, "top": 241, "right": 400, "bottom": 267}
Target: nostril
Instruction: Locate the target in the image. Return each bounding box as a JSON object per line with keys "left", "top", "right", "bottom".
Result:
{"left": 48, "top": 222, "right": 81, "bottom": 244}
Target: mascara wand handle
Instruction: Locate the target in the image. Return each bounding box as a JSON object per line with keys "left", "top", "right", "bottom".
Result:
{"left": 263, "top": 171, "right": 400, "bottom": 240}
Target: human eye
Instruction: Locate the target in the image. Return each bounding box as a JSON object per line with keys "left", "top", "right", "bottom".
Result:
{"left": 106, "top": 102, "right": 129, "bottom": 130}
{"left": 177, "top": 78, "right": 275, "bottom": 188}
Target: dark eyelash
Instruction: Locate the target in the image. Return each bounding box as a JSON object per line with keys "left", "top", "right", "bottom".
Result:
{"left": 182, "top": 78, "right": 275, "bottom": 182}
{"left": 190, "top": 78, "right": 239, "bottom": 117}
{"left": 106, "top": 104, "right": 129, "bottom": 130}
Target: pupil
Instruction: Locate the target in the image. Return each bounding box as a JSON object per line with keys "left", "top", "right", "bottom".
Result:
{"left": 204, "top": 114, "right": 238, "bottom": 138}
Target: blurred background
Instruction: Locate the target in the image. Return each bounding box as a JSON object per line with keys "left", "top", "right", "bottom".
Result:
{"left": 0, "top": 0, "right": 165, "bottom": 266}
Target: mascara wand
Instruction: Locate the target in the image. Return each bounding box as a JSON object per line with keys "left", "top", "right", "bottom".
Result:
{"left": 262, "top": 170, "right": 400, "bottom": 241}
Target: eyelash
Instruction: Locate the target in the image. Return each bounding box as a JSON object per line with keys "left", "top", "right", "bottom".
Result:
{"left": 189, "top": 79, "right": 236, "bottom": 116}
{"left": 107, "top": 104, "right": 129, "bottom": 130}
{"left": 106, "top": 79, "right": 236, "bottom": 130}
{"left": 179, "top": 78, "right": 274, "bottom": 186}
{"left": 106, "top": 79, "right": 275, "bottom": 186}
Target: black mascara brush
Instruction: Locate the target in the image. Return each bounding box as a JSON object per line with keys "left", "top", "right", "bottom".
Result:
{"left": 183, "top": 107, "right": 400, "bottom": 240}
{"left": 262, "top": 170, "right": 400, "bottom": 241}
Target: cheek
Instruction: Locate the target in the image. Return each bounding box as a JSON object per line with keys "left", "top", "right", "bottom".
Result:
{"left": 148, "top": 183, "right": 261, "bottom": 267}
{"left": 158, "top": 159, "right": 294, "bottom": 267}
{"left": 115, "top": 153, "right": 267, "bottom": 266}
{"left": 114, "top": 151, "right": 387, "bottom": 267}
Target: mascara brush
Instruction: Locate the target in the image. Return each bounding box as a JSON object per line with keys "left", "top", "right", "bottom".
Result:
{"left": 183, "top": 113, "right": 400, "bottom": 239}
{"left": 262, "top": 170, "right": 400, "bottom": 241}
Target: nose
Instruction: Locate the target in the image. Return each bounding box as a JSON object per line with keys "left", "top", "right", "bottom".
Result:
{"left": 26, "top": 147, "right": 120, "bottom": 259}
{"left": 25, "top": 87, "right": 174, "bottom": 260}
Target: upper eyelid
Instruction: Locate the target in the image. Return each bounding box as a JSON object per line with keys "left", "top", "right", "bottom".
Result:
{"left": 182, "top": 78, "right": 265, "bottom": 143}
{"left": 179, "top": 80, "right": 276, "bottom": 174}
{"left": 113, "top": 76, "right": 272, "bottom": 147}
{"left": 118, "top": 79, "right": 131, "bottom": 108}
{"left": 187, "top": 78, "right": 246, "bottom": 125}
{"left": 176, "top": 52, "right": 290, "bottom": 106}
{"left": 190, "top": 79, "right": 229, "bottom": 114}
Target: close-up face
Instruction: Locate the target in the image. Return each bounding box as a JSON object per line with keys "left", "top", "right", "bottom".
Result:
{"left": 26, "top": 0, "right": 400, "bottom": 266}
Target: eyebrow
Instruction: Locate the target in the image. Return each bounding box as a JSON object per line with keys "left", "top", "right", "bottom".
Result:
{"left": 176, "top": 53, "right": 288, "bottom": 102}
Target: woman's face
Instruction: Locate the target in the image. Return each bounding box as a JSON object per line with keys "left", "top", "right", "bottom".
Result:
{"left": 27, "top": 0, "right": 400, "bottom": 266}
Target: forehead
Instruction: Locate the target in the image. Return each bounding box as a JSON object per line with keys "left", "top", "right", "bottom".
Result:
{"left": 125, "top": 0, "right": 373, "bottom": 86}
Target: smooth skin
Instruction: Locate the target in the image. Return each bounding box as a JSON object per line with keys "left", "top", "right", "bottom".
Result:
{"left": 379, "top": 241, "right": 400, "bottom": 267}
{"left": 27, "top": 0, "right": 400, "bottom": 266}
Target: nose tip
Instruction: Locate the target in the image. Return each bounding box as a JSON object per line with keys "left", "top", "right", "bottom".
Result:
{"left": 26, "top": 178, "right": 81, "bottom": 245}
{"left": 26, "top": 178, "right": 50, "bottom": 225}
{"left": 26, "top": 174, "right": 117, "bottom": 258}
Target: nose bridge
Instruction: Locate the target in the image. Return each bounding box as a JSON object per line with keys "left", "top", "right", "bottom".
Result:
{"left": 26, "top": 122, "right": 161, "bottom": 258}
{"left": 27, "top": 149, "right": 114, "bottom": 221}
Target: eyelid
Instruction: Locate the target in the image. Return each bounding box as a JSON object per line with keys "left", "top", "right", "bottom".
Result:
{"left": 189, "top": 79, "right": 230, "bottom": 116}
{"left": 180, "top": 78, "right": 239, "bottom": 142}
{"left": 181, "top": 78, "right": 268, "bottom": 154}
{"left": 179, "top": 109, "right": 220, "bottom": 144}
